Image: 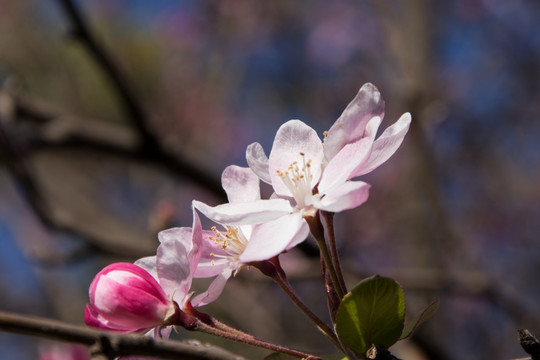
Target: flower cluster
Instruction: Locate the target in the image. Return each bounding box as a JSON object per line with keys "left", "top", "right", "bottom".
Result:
{"left": 84, "top": 83, "right": 411, "bottom": 358}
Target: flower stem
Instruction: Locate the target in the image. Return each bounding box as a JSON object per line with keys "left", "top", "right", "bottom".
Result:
{"left": 321, "top": 211, "right": 347, "bottom": 295}
{"left": 305, "top": 214, "right": 345, "bottom": 300}
{"left": 193, "top": 318, "right": 323, "bottom": 360}
{"left": 184, "top": 302, "right": 255, "bottom": 338}
{"left": 252, "top": 258, "right": 342, "bottom": 350}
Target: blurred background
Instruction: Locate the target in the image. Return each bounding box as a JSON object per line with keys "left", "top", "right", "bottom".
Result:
{"left": 0, "top": 0, "right": 539, "bottom": 359}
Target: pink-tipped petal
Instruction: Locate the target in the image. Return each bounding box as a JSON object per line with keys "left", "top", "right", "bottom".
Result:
{"left": 84, "top": 305, "right": 116, "bottom": 331}
{"left": 354, "top": 112, "right": 411, "bottom": 176}
{"left": 193, "top": 199, "right": 293, "bottom": 225}
{"left": 317, "top": 116, "right": 381, "bottom": 193}
{"left": 268, "top": 120, "right": 324, "bottom": 196}
{"left": 90, "top": 263, "right": 166, "bottom": 300}
{"left": 222, "top": 165, "right": 261, "bottom": 203}
{"left": 314, "top": 181, "right": 371, "bottom": 213}
{"left": 324, "top": 83, "right": 385, "bottom": 160}
{"left": 91, "top": 274, "right": 171, "bottom": 330}
{"left": 191, "top": 268, "right": 233, "bottom": 307}
{"left": 246, "top": 142, "right": 272, "bottom": 184}
{"left": 239, "top": 212, "right": 309, "bottom": 263}
{"left": 86, "top": 263, "right": 173, "bottom": 333}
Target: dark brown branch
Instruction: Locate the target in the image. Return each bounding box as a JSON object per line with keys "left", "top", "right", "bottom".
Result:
{"left": 0, "top": 90, "right": 225, "bottom": 258}
{"left": 0, "top": 310, "right": 246, "bottom": 360}
{"left": 0, "top": 97, "right": 51, "bottom": 225}
{"left": 53, "top": 0, "right": 225, "bottom": 199}
{"left": 56, "top": 0, "right": 158, "bottom": 153}
{"left": 8, "top": 89, "right": 225, "bottom": 200}
{"left": 519, "top": 329, "right": 540, "bottom": 360}
{"left": 1, "top": 0, "right": 226, "bottom": 260}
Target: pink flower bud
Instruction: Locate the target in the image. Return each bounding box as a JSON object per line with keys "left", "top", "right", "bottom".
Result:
{"left": 84, "top": 262, "right": 175, "bottom": 333}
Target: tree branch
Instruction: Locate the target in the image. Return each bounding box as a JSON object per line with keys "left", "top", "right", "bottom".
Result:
{"left": 519, "top": 329, "right": 540, "bottom": 360}
{"left": 0, "top": 89, "right": 225, "bottom": 258}
{"left": 0, "top": 310, "right": 246, "bottom": 360}
{"left": 56, "top": 0, "right": 158, "bottom": 152}
{"left": 52, "top": 0, "right": 225, "bottom": 198}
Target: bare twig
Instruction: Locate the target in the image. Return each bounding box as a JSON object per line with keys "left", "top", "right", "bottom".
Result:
{"left": 0, "top": 93, "right": 52, "bottom": 227}
{"left": 0, "top": 89, "right": 226, "bottom": 258}
{"left": 53, "top": 0, "right": 225, "bottom": 198}
{"left": 0, "top": 310, "right": 246, "bottom": 360}
{"left": 56, "top": 0, "right": 157, "bottom": 152}
{"left": 9, "top": 90, "right": 225, "bottom": 198}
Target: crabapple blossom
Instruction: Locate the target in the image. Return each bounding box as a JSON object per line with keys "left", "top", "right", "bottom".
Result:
{"left": 85, "top": 208, "right": 203, "bottom": 338}
{"left": 246, "top": 83, "right": 411, "bottom": 214}
{"left": 84, "top": 262, "right": 176, "bottom": 333}
{"left": 191, "top": 165, "right": 309, "bottom": 306}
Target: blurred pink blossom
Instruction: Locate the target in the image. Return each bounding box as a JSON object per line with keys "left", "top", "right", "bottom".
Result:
{"left": 39, "top": 343, "right": 89, "bottom": 360}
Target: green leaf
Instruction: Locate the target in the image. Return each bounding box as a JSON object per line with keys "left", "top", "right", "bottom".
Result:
{"left": 336, "top": 275, "right": 405, "bottom": 355}
{"left": 400, "top": 298, "right": 440, "bottom": 340}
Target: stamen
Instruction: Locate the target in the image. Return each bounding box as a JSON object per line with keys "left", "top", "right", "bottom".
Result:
{"left": 207, "top": 225, "right": 248, "bottom": 266}
{"left": 276, "top": 152, "right": 314, "bottom": 208}
{"left": 322, "top": 131, "right": 329, "bottom": 146}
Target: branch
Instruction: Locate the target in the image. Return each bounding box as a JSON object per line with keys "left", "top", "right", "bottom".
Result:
{"left": 52, "top": 0, "right": 225, "bottom": 198}
{"left": 0, "top": 310, "right": 246, "bottom": 360}
{"left": 7, "top": 89, "right": 225, "bottom": 199}
{"left": 56, "top": 0, "right": 158, "bottom": 152}
{"left": 519, "top": 329, "right": 540, "bottom": 360}
{"left": 0, "top": 89, "right": 225, "bottom": 259}
{"left": 1, "top": 0, "right": 225, "bottom": 260}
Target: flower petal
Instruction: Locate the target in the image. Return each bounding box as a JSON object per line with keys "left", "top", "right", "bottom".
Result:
{"left": 314, "top": 181, "right": 371, "bottom": 212}
{"left": 191, "top": 268, "right": 233, "bottom": 307}
{"left": 156, "top": 237, "right": 191, "bottom": 305}
{"left": 158, "top": 227, "right": 192, "bottom": 247}
{"left": 90, "top": 263, "right": 166, "bottom": 301}
{"left": 155, "top": 210, "right": 202, "bottom": 305}
{"left": 324, "top": 83, "right": 385, "bottom": 160}
{"left": 84, "top": 305, "right": 123, "bottom": 331}
{"left": 239, "top": 212, "right": 309, "bottom": 263}
{"left": 193, "top": 199, "right": 293, "bottom": 225}
{"left": 221, "top": 165, "right": 260, "bottom": 203}
{"left": 353, "top": 112, "right": 411, "bottom": 177}
{"left": 134, "top": 256, "right": 158, "bottom": 279}
{"left": 194, "top": 229, "right": 233, "bottom": 278}
{"left": 153, "top": 325, "right": 172, "bottom": 340}
{"left": 268, "top": 120, "right": 324, "bottom": 196}
{"left": 246, "top": 142, "right": 271, "bottom": 184}
{"left": 318, "top": 116, "right": 381, "bottom": 193}
{"left": 91, "top": 273, "right": 171, "bottom": 330}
